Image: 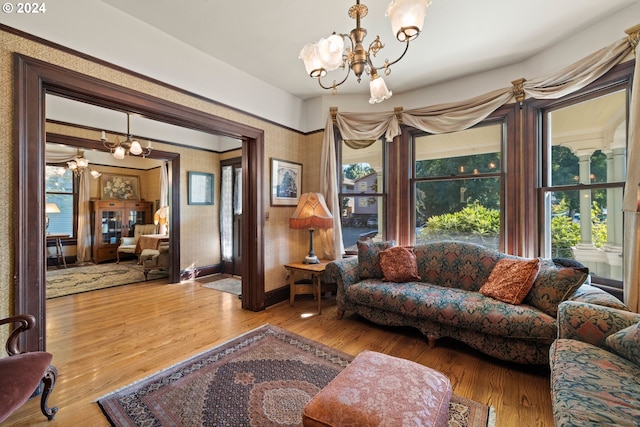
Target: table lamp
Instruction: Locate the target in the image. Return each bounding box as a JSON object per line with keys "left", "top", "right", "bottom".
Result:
{"left": 154, "top": 206, "right": 169, "bottom": 235}
{"left": 289, "top": 193, "right": 334, "bottom": 264}
{"left": 45, "top": 202, "right": 60, "bottom": 231}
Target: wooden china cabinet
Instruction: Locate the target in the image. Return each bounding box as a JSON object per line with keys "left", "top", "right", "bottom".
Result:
{"left": 91, "top": 200, "right": 153, "bottom": 263}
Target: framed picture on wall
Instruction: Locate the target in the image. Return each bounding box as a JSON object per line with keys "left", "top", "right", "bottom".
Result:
{"left": 271, "top": 158, "right": 302, "bottom": 206}
{"left": 100, "top": 173, "right": 140, "bottom": 200}
{"left": 188, "top": 171, "right": 214, "bottom": 205}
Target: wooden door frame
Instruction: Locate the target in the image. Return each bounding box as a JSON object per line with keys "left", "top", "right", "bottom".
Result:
{"left": 14, "top": 54, "right": 265, "bottom": 352}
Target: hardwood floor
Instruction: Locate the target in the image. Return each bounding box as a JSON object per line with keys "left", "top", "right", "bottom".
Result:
{"left": 5, "top": 278, "right": 554, "bottom": 426}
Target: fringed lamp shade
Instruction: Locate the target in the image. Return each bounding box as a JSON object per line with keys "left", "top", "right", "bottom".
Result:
{"left": 289, "top": 193, "right": 334, "bottom": 230}
{"left": 290, "top": 193, "right": 333, "bottom": 264}
{"left": 154, "top": 206, "right": 169, "bottom": 235}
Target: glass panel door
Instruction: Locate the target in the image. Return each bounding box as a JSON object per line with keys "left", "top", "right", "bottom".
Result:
{"left": 101, "top": 210, "right": 122, "bottom": 245}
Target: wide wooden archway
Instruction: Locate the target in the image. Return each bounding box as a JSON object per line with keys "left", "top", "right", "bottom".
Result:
{"left": 14, "top": 54, "right": 265, "bottom": 352}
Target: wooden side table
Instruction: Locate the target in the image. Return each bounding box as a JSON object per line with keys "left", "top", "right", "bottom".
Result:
{"left": 285, "top": 260, "right": 331, "bottom": 314}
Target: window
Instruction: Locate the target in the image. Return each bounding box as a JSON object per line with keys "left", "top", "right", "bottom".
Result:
{"left": 45, "top": 165, "right": 75, "bottom": 237}
{"left": 339, "top": 139, "right": 385, "bottom": 252}
{"left": 412, "top": 123, "right": 503, "bottom": 250}
{"left": 540, "top": 89, "right": 627, "bottom": 284}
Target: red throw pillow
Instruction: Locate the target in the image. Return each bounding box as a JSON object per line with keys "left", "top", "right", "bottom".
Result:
{"left": 480, "top": 258, "right": 541, "bottom": 305}
{"left": 379, "top": 246, "right": 421, "bottom": 283}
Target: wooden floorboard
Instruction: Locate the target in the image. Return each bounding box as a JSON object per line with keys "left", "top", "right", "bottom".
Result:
{"left": 5, "top": 278, "right": 554, "bottom": 426}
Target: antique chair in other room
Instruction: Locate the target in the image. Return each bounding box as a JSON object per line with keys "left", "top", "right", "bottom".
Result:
{"left": 0, "top": 314, "right": 58, "bottom": 422}
{"left": 116, "top": 223, "right": 157, "bottom": 263}
{"left": 141, "top": 242, "right": 170, "bottom": 280}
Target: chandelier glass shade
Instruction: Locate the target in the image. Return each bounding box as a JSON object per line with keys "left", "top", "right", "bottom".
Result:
{"left": 102, "top": 113, "right": 152, "bottom": 160}
{"left": 67, "top": 149, "right": 89, "bottom": 176}
{"left": 299, "top": 0, "right": 431, "bottom": 103}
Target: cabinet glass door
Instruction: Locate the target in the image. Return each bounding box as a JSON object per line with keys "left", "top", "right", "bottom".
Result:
{"left": 128, "top": 210, "right": 147, "bottom": 228}
{"left": 101, "top": 211, "right": 122, "bottom": 245}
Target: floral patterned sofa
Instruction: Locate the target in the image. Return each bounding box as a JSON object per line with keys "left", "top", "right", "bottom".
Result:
{"left": 550, "top": 301, "right": 640, "bottom": 426}
{"left": 326, "top": 240, "right": 627, "bottom": 364}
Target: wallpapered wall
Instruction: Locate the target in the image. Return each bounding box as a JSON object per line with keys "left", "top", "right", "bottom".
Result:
{"left": 0, "top": 28, "right": 322, "bottom": 344}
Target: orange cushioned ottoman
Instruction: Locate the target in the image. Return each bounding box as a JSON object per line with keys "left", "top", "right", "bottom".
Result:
{"left": 302, "top": 350, "right": 452, "bottom": 427}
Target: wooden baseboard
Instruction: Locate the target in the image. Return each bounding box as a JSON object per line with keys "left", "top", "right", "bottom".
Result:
{"left": 265, "top": 285, "right": 289, "bottom": 307}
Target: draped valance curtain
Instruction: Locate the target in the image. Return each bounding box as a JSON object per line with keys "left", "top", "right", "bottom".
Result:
{"left": 320, "top": 25, "right": 640, "bottom": 311}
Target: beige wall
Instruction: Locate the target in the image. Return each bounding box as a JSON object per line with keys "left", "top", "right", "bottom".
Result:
{"left": 0, "top": 29, "right": 322, "bottom": 344}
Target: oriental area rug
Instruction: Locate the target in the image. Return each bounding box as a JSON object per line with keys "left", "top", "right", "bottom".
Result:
{"left": 97, "top": 324, "right": 494, "bottom": 427}
{"left": 46, "top": 261, "right": 168, "bottom": 299}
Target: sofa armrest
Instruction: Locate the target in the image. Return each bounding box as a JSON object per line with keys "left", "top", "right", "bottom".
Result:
{"left": 568, "top": 283, "right": 629, "bottom": 310}
{"left": 326, "top": 257, "right": 359, "bottom": 293}
{"left": 557, "top": 301, "right": 640, "bottom": 346}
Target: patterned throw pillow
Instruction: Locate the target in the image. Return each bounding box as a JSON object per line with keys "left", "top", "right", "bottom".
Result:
{"left": 524, "top": 259, "right": 589, "bottom": 317}
{"left": 479, "top": 258, "right": 540, "bottom": 304}
{"left": 379, "top": 246, "right": 421, "bottom": 283}
{"left": 357, "top": 240, "right": 396, "bottom": 279}
{"left": 604, "top": 322, "right": 640, "bottom": 365}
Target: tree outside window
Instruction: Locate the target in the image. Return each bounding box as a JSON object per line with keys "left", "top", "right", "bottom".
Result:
{"left": 413, "top": 123, "right": 503, "bottom": 250}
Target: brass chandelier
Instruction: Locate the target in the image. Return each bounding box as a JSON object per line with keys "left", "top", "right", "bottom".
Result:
{"left": 299, "top": 0, "right": 431, "bottom": 103}
{"left": 67, "top": 149, "right": 89, "bottom": 176}
{"left": 102, "top": 113, "right": 152, "bottom": 160}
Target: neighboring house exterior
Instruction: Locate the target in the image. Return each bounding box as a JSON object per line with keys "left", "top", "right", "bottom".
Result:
{"left": 352, "top": 172, "right": 378, "bottom": 216}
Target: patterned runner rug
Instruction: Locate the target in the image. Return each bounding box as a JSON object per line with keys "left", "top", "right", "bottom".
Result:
{"left": 46, "top": 261, "right": 168, "bottom": 299}
{"left": 98, "top": 324, "right": 494, "bottom": 426}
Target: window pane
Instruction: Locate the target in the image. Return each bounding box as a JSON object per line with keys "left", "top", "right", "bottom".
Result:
{"left": 544, "top": 188, "right": 623, "bottom": 281}
{"left": 45, "top": 165, "right": 74, "bottom": 236}
{"left": 415, "top": 177, "right": 500, "bottom": 249}
{"left": 544, "top": 89, "right": 627, "bottom": 285}
{"left": 45, "top": 194, "right": 73, "bottom": 236}
{"left": 45, "top": 165, "right": 73, "bottom": 192}
{"left": 341, "top": 140, "right": 384, "bottom": 252}
{"left": 415, "top": 125, "right": 501, "bottom": 178}
{"left": 341, "top": 140, "right": 384, "bottom": 194}
{"left": 341, "top": 196, "right": 382, "bottom": 252}
{"left": 549, "top": 90, "right": 626, "bottom": 186}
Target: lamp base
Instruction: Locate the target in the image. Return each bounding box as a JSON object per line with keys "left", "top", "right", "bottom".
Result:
{"left": 302, "top": 255, "right": 320, "bottom": 264}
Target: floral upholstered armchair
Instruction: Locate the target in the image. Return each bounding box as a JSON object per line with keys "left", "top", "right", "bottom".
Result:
{"left": 550, "top": 301, "right": 640, "bottom": 426}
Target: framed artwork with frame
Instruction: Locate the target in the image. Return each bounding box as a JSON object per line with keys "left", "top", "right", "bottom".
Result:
{"left": 188, "top": 171, "right": 214, "bottom": 205}
{"left": 271, "top": 158, "right": 302, "bottom": 206}
{"left": 100, "top": 173, "right": 140, "bottom": 200}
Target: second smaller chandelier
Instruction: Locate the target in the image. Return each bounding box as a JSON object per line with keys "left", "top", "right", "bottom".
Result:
{"left": 102, "top": 113, "right": 152, "bottom": 160}
{"left": 299, "top": 0, "right": 431, "bottom": 104}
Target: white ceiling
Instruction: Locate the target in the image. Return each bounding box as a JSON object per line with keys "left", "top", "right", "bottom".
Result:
{"left": 42, "top": 0, "right": 638, "bottom": 159}
{"left": 46, "top": 95, "right": 243, "bottom": 162}
{"left": 101, "top": 0, "right": 638, "bottom": 100}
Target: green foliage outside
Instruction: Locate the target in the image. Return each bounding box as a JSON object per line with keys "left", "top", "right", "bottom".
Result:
{"left": 343, "top": 163, "right": 374, "bottom": 181}
{"left": 591, "top": 202, "right": 607, "bottom": 248}
{"left": 417, "top": 197, "right": 607, "bottom": 257}
{"left": 550, "top": 203, "right": 580, "bottom": 258}
{"left": 417, "top": 201, "right": 499, "bottom": 245}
